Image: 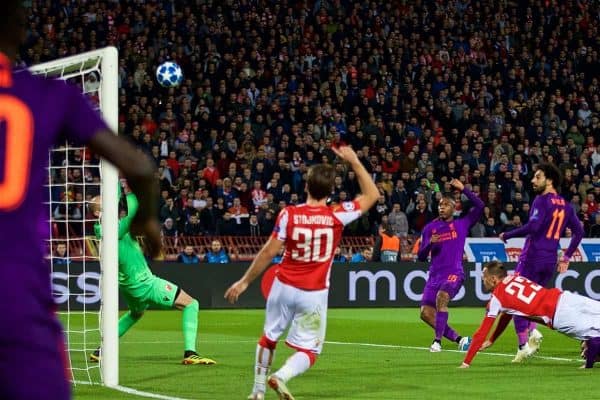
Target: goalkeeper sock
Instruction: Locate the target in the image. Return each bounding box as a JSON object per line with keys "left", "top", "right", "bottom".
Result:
{"left": 434, "top": 311, "right": 449, "bottom": 341}
{"left": 118, "top": 311, "right": 142, "bottom": 337}
{"left": 182, "top": 299, "right": 199, "bottom": 353}
{"left": 274, "top": 351, "right": 312, "bottom": 382}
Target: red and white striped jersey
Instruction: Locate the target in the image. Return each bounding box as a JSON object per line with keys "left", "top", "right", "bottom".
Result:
{"left": 272, "top": 201, "right": 362, "bottom": 290}
{"left": 488, "top": 275, "right": 562, "bottom": 326}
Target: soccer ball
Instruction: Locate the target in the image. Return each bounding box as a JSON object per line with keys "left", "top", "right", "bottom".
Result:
{"left": 156, "top": 61, "right": 183, "bottom": 88}
{"left": 458, "top": 336, "right": 472, "bottom": 352}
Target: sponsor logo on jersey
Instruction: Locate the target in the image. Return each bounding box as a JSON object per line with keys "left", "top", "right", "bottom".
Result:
{"left": 166, "top": 284, "right": 172, "bottom": 291}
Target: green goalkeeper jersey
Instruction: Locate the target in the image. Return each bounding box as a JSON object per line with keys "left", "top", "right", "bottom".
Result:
{"left": 94, "top": 188, "right": 153, "bottom": 296}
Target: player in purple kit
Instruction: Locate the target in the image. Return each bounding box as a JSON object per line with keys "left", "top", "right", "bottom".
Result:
{"left": 499, "top": 162, "right": 584, "bottom": 362}
{"left": 417, "top": 179, "right": 484, "bottom": 352}
{"left": 0, "top": 2, "right": 160, "bottom": 399}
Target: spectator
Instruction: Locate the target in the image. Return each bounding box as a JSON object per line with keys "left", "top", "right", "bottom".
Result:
{"left": 244, "top": 214, "right": 262, "bottom": 237}
{"left": 162, "top": 218, "right": 178, "bottom": 238}
{"left": 333, "top": 246, "right": 348, "bottom": 263}
{"left": 216, "top": 212, "right": 238, "bottom": 236}
{"left": 484, "top": 217, "right": 500, "bottom": 238}
{"left": 177, "top": 246, "right": 200, "bottom": 264}
{"left": 589, "top": 214, "right": 600, "bottom": 238}
{"left": 204, "top": 240, "right": 230, "bottom": 264}
{"left": 183, "top": 215, "right": 203, "bottom": 237}
{"left": 350, "top": 247, "right": 373, "bottom": 263}
{"left": 53, "top": 242, "right": 70, "bottom": 265}
{"left": 35, "top": 0, "right": 600, "bottom": 263}
{"left": 387, "top": 203, "right": 409, "bottom": 238}
{"left": 373, "top": 224, "right": 400, "bottom": 263}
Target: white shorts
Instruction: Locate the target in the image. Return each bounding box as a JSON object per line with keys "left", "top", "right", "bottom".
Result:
{"left": 553, "top": 291, "right": 600, "bottom": 340}
{"left": 263, "top": 278, "right": 329, "bottom": 354}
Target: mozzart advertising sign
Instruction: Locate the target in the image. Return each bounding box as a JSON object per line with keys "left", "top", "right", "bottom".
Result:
{"left": 464, "top": 238, "right": 600, "bottom": 262}
{"left": 53, "top": 261, "right": 600, "bottom": 310}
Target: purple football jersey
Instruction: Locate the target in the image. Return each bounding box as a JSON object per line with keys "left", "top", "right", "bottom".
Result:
{"left": 504, "top": 192, "right": 584, "bottom": 266}
{"left": 0, "top": 53, "right": 107, "bottom": 398}
{"left": 417, "top": 188, "right": 484, "bottom": 277}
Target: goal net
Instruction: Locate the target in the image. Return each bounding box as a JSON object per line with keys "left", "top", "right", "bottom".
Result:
{"left": 29, "top": 47, "right": 119, "bottom": 387}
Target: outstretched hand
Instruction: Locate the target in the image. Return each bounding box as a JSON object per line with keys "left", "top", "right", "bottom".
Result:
{"left": 224, "top": 279, "right": 249, "bottom": 304}
{"left": 450, "top": 178, "right": 464, "bottom": 191}
{"left": 331, "top": 145, "right": 360, "bottom": 165}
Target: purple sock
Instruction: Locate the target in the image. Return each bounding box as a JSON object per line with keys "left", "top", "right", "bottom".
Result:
{"left": 514, "top": 316, "right": 530, "bottom": 347}
{"left": 529, "top": 321, "right": 537, "bottom": 332}
{"left": 586, "top": 338, "right": 600, "bottom": 368}
{"left": 435, "top": 311, "right": 449, "bottom": 341}
{"left": 443, "top": 325, "right": 459, "bottom": 342}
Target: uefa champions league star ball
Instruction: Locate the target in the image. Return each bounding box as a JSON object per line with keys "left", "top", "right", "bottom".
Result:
{"left": 156, "top": 61, "right": 183, "bottom": 88}
{"left": 459, "top": 336, "right": 472, "bottom": 351}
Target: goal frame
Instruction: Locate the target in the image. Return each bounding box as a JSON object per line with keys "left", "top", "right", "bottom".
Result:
{"left": 29, "top": 47, "right": 120, "bottom": 387}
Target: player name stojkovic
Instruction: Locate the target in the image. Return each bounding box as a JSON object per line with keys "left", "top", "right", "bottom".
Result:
{"left": 293, "top": 215, "right": 334, "bottom": 225}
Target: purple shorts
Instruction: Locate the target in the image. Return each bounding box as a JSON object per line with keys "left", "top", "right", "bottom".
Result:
{"left": 421, "top": 273, "right": 464, "bottom": 307}
{"left": 515, "top": 260, "right": 556, "bottom": 287}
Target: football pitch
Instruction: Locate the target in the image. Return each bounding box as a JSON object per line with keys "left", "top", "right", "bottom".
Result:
{"left": 72, "top": 308, "right": 595, "bottom": 399}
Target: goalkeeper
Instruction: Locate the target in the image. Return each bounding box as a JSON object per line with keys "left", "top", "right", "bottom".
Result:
{"left": 89, "top": 183, "right": 215, "bottom": 365}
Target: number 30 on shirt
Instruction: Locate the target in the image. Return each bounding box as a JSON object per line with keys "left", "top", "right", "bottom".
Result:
{"left": 0, "top": 94, "right": 34, "bottom": 211}
{"left": 291, "top": 227, "right": 334, "bottom": 262}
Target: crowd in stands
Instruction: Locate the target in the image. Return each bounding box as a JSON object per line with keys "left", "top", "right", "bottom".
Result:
{"left": 28, "top": 0, "right": 600, "bottom": 261}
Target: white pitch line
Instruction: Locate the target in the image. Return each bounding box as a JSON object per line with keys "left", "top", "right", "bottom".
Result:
{"left": 112, "top": 385, "right": 192, "bottom": 400}
{"left": 325, "top": 340, "right": 582, "bottom": 363}
{"left": 71, "top": 339, "right": 582, "bottom": 364}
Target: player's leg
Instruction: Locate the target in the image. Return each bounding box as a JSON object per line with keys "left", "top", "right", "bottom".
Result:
{"left": 145, "top": 276, "right": 214, "bottom": 365}
{"left": 90, "top": 291, "right": 146, "bottom": 362}
{"left": 512, "top": 265, "right": 552, "bottom": 362}
{"left": 438, "top": 275, "right": 469, "bottom": 350}
{"left": 420, "top": 277, "right": 438, "bottom": 328}
{"left": 251, "top": 278, "right": 294, "bottom": 399}
{"left": 119, "top": 291, "right": 147, "bottom": 338}
{"left": 172, "top": 288, "right": 215, "bottom": 365}
{"left": 268, "top": 285, "right": 327, "bottom": 400}
{"left": 421, "top": 277, "right": 442, "bottom": 351}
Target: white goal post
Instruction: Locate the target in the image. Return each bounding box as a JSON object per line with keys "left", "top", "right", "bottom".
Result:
{"left": 29, "top": 47, "right": 119, "bottom": 387}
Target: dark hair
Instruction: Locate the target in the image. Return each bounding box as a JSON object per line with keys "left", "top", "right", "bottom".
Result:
{"left": 536, "top": 162, "right": 562, "bottom": 190}
{"left": 484, "top": 260, "right": 507, "bottom": 278}
{"left": 306, "top": 164, "right": 336, "bottom": 200}
{"left": 380, "top": 222, "right": 394, "bottom": 236}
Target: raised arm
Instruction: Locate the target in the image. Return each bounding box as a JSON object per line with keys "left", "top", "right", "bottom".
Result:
{"left": 417, "top": 226, "right": 432, "bottom": 262}
{"left": 332, "top": 145, "right": 379, "bottom": 214}
{"left": 450, "top": 179, "right": 484, "bottom": 225}
{"left": 462, "top": 188, "right": 485, "bottom": 225}
{"left": 88, "top": 131, "right": 160, "bottom": 254}
{"left": 118, "top": 190, "right": 140, "bottom": 239}
{"left": 501, "top": 198, "right": 545, "bottom": 241}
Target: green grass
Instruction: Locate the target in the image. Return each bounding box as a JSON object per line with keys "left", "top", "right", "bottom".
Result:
{"left": 69, "top": 308, "right": 593, "bottom": 400}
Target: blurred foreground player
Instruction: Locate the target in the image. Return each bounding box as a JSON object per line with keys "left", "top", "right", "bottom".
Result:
{"left": 460, "top": 261, "right": 600, "bottom": 369}
{"left": 0, "top": 1, "right": 161, "bottom": 398}
{"left": 225, "top": 146, "right": 379, "bottom": 400}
